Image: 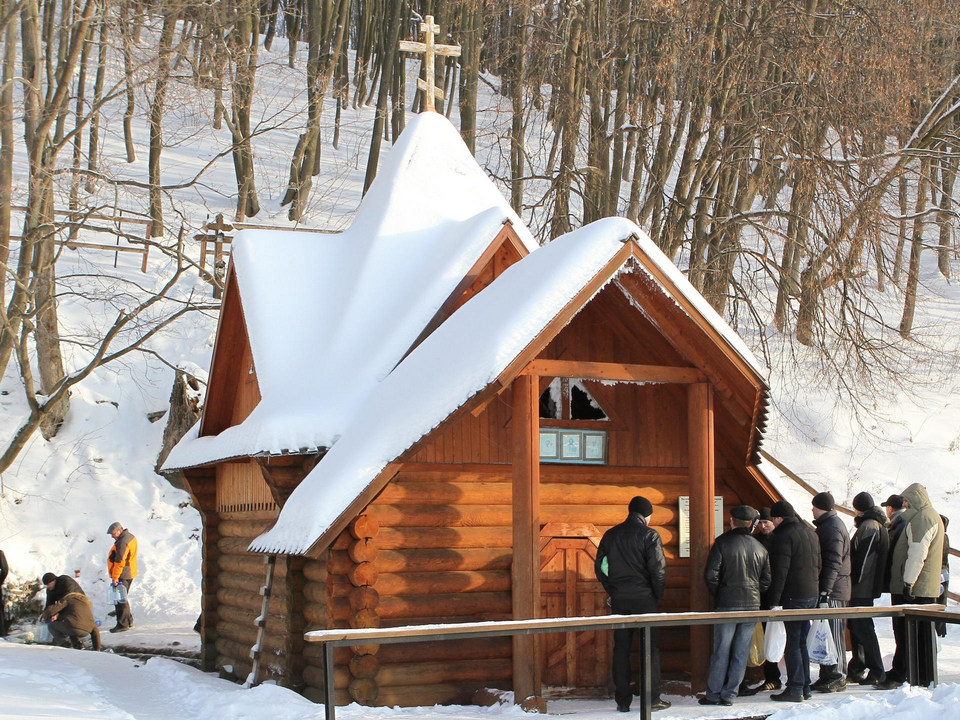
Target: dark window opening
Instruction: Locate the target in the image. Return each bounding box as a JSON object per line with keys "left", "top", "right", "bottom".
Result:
{"left": 539, "top": 378, "right": 608, "bottom": 421}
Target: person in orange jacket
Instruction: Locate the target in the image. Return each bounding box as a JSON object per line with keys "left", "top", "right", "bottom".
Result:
{"left": 106, "top": 522, "right": 138, "bottom": 633}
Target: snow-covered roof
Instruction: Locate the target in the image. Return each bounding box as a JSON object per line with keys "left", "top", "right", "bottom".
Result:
{"left": 163, "top": 113, "right": 537, "bottom": 472}
{"left": 254, "top": 216, "right": 769, "bottom": 555}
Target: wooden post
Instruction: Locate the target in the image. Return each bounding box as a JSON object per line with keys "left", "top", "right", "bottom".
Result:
{"left": 687, "top": 382, "right": 715, "bottom": 693}
{"left": 511, "top": 375, "right": 545, "bottom": 712}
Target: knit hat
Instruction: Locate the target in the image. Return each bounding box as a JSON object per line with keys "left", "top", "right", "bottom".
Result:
{"left": 758, "top": 507, "right": 773, "bottom": 522}
{"left": 628, "top": 496, "right": 653, "bottom": 518}
{"left": 770, "top": 500, "right": 795, "bottom": 518}
{"left": 812, "top": 491, "right": 835, "bottom": 511}
{"left": 107, "top": 521, "right": 123, "bottom": 535}
{"left": 731, "top": 505, "right": 759, "bottom": 522}
{"left": 42, "top": 572, "right": 57, "bottom": 585}
{"left": 881, "top": 494, "right": 904, "bottom": 510}
{"left": 852, "top": 492, "right": 874, "bottom": 512}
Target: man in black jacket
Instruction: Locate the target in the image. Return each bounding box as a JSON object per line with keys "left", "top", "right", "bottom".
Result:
{"left": 700, "top": 505, "right": 771, "bottom": 707}
{"left": 846, "top": 492, "right": 889, "bottom": 685}
{"left": 882, "top": 494, "right": 906, "bottom": 591}
{"left": 767, "top": 500, "right": 821, "bottom": 703}
{"left": 811, "top": 492, "right": 851, "bottom": 693}
{"left": 42, "top": 572, "right": 85, "bottom": 608}
{"left": 596, "top": 496, "right": 670, "bottom": 713}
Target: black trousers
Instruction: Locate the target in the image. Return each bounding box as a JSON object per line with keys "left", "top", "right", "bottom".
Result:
{"left": 848, "top": 597, "right": 884, "bottom": 678}
{"left": 890, "top": 593, "right": 937, "bottom": 684}
{"left": 611, "top": 596, "right": 661, "bottom": 707}
{"left": 115, "top": 578, "right": 134, "bottom": 629}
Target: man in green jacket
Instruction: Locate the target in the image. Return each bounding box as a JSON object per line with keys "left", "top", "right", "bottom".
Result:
{"left": 877, "top": 483, "right": 944, "bottom": 688}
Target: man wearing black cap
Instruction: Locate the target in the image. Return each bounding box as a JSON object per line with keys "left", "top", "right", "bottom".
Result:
{"left": 810, "top": 491, "right": 851, "bottom": 693}
{"left": 700, "top": 505, "right": 771, "bottom": 707}
{"left": 846, "top": 492, "right": 889, "bottom": 685}
{"left": 767, "top": 500, "right": 821, "bottom": 702}
{"left": 42, "top": 572, "right": 85, "bottom": 609}
{"left": 596, "top": 496, "right": 670, "bottom": 713}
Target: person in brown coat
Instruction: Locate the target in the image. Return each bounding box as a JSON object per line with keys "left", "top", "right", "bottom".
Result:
{"left": 41, "top": 591, "right": 101, "bottom": 651}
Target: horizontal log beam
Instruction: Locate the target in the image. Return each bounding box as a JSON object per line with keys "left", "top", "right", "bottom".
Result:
{"left": 376, "top": 658, "right": 512, "bottom": 687}
{"left": 520, "top": 359, "right": 705, "bottom": 384}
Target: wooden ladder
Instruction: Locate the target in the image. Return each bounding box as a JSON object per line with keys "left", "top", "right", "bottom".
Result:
{"left": 246, "top": 555, "right": 277, "bottom": 687}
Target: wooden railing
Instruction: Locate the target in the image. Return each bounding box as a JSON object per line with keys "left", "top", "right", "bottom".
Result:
{"left": 305, "top": 604, "right": 954, "bottom": 720}
{"left": 9, "top": 205, "right": 153, "bottom": 272}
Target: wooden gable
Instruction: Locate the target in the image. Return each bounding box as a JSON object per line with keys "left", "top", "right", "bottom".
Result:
{"left": 199, "top": 263, "right": 262, "bottom": 438}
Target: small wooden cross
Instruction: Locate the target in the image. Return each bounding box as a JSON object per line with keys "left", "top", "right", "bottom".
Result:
{"left": 398, "top": 15, "right": 461, "bottom": 113}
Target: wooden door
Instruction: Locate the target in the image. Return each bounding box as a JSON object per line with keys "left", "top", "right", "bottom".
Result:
{"left": 539, "top": 523, "right": 612, "bottom": 696}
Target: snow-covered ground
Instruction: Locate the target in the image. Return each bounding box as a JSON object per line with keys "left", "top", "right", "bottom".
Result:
{"left": 3, "top": 623, "right": 960, "bottom": 720}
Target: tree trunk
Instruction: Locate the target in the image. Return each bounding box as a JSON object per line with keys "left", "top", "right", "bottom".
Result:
{"left": 148, "top": 8, "right": 178, "bottom": 238}
{"left": 459, "top": 0, "right": 481, "bottom": 154}
{"left": 120, "top": 1, "right": 137, "bottom": 162}
{"left": 936, "top": 149, "right": 956, "bottom": 279}
{"left": 900, "top": 158, "right": 931, "bottom": 338}
{"left": 0, "top": 0, "right": 15, "bottom": 309}
{"left": 84, "top": 5, "right": 107, "bottom": 192}
{"left": 362, "top": 0, "right": 403, "bottom": 194}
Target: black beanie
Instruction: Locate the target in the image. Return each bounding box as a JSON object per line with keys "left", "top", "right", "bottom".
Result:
{"left": 812, "top": 491, "right": 835, "bottom": 511}
{"left": 42, "top": 572, "right": 57, "bottom": 585}
{"left": 629, "top": 496, "right": 653, "bottom": 518}
{"left": 770, "top": 500, "right": 795, "bottom": 518}
{"left": 852, "top": 492, "right": 874, "bottom": 512}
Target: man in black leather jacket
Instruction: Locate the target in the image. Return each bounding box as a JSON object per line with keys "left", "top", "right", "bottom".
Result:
{"left": 767, "top": 501, "right": 821, "bottom": 702}
{"left": 700, "top": 505, "right": 771, "bottom": 707}
{"left": 596, "top": 496, "right": 669, "bottom": 713}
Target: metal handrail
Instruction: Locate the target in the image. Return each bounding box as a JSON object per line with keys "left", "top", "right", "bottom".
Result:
{"left": 306, "top": 604, "right": 954, "bottom": 720}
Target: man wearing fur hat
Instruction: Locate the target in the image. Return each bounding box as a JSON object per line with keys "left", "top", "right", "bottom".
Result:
{"left": 596, "top": 496, "right": 670, "bottom": 713}
{"left": 767, "top": 500, "right": 821, "bottom": 702}
{"left": 877, "top": 483, "right": 945, "bottom": 688}
{"left": 810, "top": 491, "right": 851, "bottom": 693}
{"left": 700, "top": 505, "right": 771, "bottom": 707}
{"left": 846, "top": 492, "right": 889, "bottom": 685}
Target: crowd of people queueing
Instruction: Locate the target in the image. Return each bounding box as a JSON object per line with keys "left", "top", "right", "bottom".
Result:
{"left": 595, "top": 483, "right": 950, "bottom": 712}
{"left": 0, "top": 522, "right": 138, "bottom": 650}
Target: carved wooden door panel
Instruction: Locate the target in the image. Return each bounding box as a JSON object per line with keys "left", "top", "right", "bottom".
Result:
{"left": 539, "top": 523, "right": 612, "bottom": 696}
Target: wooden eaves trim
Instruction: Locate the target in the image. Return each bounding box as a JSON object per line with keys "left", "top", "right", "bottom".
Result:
{"left": 520, "top": 359, "right": 706, "bottom": 384}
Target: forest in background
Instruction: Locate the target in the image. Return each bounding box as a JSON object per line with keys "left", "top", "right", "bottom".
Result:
{"left": 1, "top": 0, "right": 959, "bottom": 472}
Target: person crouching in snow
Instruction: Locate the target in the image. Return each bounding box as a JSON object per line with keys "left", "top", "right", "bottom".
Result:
{"left": 106, "top": 522, "right": 138, "bottom": 632}
{"left": 41, "top": 592, "right": 101, "bottom": 650}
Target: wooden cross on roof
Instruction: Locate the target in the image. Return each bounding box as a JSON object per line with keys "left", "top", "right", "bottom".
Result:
{"left": 399, "top": 15, "right": 461, "bottom": 113}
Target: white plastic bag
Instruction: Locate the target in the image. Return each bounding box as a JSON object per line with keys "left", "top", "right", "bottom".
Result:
{"left": 764, "top": 609, "right": 787, "bottom": 663}
{"left": 34, "top": 620, "right": 52, "bottom": 644}
{"left": 807, "top": 618, "right": 838, "bottom": 665}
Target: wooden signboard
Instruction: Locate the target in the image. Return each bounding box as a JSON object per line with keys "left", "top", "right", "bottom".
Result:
{"left": 678, "top": 496, "right": 724, "bottom": 558}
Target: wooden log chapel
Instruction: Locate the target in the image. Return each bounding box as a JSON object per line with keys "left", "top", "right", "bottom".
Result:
{"left": 163, "top": 19, "right": 780, "bottom": 709}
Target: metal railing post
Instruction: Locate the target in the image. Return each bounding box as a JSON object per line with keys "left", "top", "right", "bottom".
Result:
{"left": 905, "top": 616, "right": 918, "bottom": 686}
{"left": 639, "top": 624, "right": 651, "bottom": 720}
{"left": 927, "top": 619, "right": 939, "bottom": 687}
{"left": 324, "top": 641, "right": 336, "bottom": 720}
